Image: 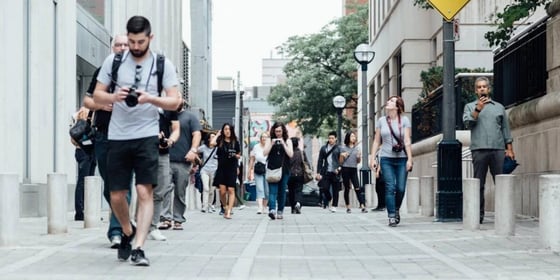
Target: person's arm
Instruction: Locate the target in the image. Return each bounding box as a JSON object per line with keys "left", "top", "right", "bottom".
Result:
{"left": 369, "top": 128, "right": 382, "bottom": 170}
{"left": 185, "top": 130, "right": 202, "bottom": 162}
{"left": 315, "top": 147, "right": 324, "bottom": 180}
{"left": 167, "top": 120, "right": 180, "bottom": 147}
{"left": 248, "top": 151, "right": 256, "bottom": 181}
{"left": 137, "top": 86, "right": 182, "bottom": 111}
{"left": 262, "top": 137, "right": 273, "bottom": 156}
{"left": 284, "top": 138, "right": 294, "bottom": 158}
{"left": 404, "top": 126, "right": 413, "bottom": 172}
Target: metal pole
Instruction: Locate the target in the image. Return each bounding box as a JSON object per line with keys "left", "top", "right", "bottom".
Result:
{"left": 337, "top": 109, "right": 342, "bottom": 144}
{"left": 360, "top": 64, "right": 370, "bottom": 186}
{"left": 234, "top": 71, "right": 241, "bottom": 137}
{"left": 442, "top": 19, "right": 455, "bottom": 140}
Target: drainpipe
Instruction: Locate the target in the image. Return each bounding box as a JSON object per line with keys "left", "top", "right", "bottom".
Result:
{"left": 53, "top": 0, "right": 58, "bottom": 172}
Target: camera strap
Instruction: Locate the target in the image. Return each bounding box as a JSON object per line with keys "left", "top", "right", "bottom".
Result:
{"left": 386, "top": 116, "right": 403, "bottom": 146}
{"left": 200, "top": 147, "right": 216, "bottom": 169}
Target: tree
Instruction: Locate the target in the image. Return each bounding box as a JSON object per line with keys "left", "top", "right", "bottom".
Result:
{"left": 413, "top": 0, "right": 551, "bottom": 48}
{"left": 268, "top": 4, "right": 368, "bottom": 136}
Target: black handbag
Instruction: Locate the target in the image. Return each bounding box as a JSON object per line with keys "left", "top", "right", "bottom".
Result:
{"left": 254, "top": 162, "right": 266, "bottom": 175}
{"left": 69, "top": 111, "right": 95, "bottom": 146}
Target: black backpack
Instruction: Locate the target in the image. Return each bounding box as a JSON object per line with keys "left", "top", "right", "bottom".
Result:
{"left": 94, "top": 52, "right": 166, "bottom": 129}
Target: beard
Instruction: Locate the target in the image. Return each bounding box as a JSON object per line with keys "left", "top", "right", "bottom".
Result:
{"left": 130, "top": 43, "right": 150, "bottom": 58}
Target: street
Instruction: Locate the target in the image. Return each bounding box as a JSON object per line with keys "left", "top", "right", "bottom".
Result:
{"left": 0, "top": 204, "right": 557, "bottom": 280}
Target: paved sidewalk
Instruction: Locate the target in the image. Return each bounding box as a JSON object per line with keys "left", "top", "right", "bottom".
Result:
{"left": 0, "top": 205, "right": 558, "bottom": 279}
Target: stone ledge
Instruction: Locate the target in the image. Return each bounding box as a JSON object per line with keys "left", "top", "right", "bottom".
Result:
{"left": 508, "top": 91, "right": 560, "bottom": 129}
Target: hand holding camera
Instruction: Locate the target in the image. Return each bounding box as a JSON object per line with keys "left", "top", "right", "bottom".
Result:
{"left": 392, "top": 143, "right": 404, "bottom": 153}
{"left": 273, "top": 138, "right": 283, "bottom": 145}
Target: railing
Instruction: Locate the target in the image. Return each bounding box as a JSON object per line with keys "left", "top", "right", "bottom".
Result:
{"left": 493, "top": 16, "right": 549, "bottom": 108}
{"left": 411, "top": 74, "right": 492, "bottom": 143}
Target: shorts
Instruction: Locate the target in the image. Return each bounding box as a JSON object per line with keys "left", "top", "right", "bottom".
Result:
{"left": 107, "top": 136, "right": 159, "bottom": 191}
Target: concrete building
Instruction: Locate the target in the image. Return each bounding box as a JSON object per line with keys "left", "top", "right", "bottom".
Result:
{"left": 361, "top": 0, "right": 555, "bottom": 217}
{"left": 0, "top": 0, "right": 185, "bottom": 216}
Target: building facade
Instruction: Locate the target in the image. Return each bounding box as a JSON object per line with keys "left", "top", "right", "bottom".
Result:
{"left": 0, "top": 0, "right": 185, "bottom": 215}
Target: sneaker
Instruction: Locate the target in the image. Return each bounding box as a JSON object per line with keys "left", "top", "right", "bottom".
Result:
{"left": 372, "top": 206, "right": 385, "bottom": 212}
{"left": 395, "top": 210, "right": 401, "bottom": 225}
{"left": 148, "top": 229, "right": 167, "bottom": 241}
{"left": 201, "top": 208, "right": 207, "bottom": 213}
{"left": 130, "top": 247, "right": 150, "bottom": 266}
{"left": 268, "top": 210, "right": 276, "bottom": 220}
{"left": 346, "top": 208, "right": 351, "bottom": 214}
{"left": 388, "top": 218, "right": 397, "bottom": 227}
{"left": 330, "top": 207, "right": 337, "bottom": 213}
{"left": 210, "top": 205, "right": 216, "bottom": 212}
{"left": 219, "top": 208, "right": 224, "bottom": 215}
{"left": 118, "top": 224, "right": 136, "bottom": 261}
{"left": 257, "top": 207, "right": 263, "bottom": 214}
{"left": 361, "top": 208, "right": 368, "bottom": 213}
{"left": 110, "top": 235, "right": 121, "bottom": 249}
{"left": 238, "top": 205, "right": 246, "bottom": 210}
{"left": 277, "top": 211, "right": 283, "bottom": 220}
{"left": 295, "top": 202, "right": 301, "bottom": 214}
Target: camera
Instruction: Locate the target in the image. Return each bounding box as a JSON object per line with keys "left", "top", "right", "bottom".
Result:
{"left": 125, "top": 86, "right": 139, "bottom": 107}
{"left": 275, "top": 140, "right": 281, "bottom": 145}
{"left": 392, "top": 144, "right": 404, "bottom": 153}
{"left": 159, "top": 137, "right": 168, "bottom": 148}
{"left": 227, "top": 149, "right": 236, "bottom": 158}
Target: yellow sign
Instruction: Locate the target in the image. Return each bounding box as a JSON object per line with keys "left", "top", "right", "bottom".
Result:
{"left": 427, "top": 0, "right": 470, "bottom": 21}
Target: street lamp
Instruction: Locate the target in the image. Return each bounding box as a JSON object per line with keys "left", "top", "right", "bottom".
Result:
{"left": 353, "top": 43, "right": 375, "bottom": 188}
{"left": 332, "top": 95, "right": 346, "bottom": 144}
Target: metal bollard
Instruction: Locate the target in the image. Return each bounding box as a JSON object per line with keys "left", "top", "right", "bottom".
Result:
{"left": 84, "top": 176, "right": 102, "bottom": 228}
{"left": 539, "top": 174, "right": 560, "bottom": 252}
{"left": 407, "top": 177, "right": 420, "bottom": 214}
{"left": 0, "top": 174, "right": 19, "bottom": 246}
{"left": 495, "top": 175, "right": 518, "bottom": 236}
{"left": 463, "top": 178, "right": 480, "bottom": 230}
{"left": 47, "top": 173, "right": 68, "bottom": 234}
{"left": 420, "top": 176, "right": 434, "bottom": 217}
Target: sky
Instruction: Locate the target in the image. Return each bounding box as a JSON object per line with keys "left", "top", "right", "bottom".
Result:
{"left": 210, "top": 0, "right": 343, "bottom": 88}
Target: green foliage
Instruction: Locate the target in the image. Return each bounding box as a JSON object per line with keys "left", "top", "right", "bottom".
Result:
{"left": 268, "top": 4, "right": 368, "bottom": 137}
{"left": 413, "top": 0, "right": 551, "bottom": 48}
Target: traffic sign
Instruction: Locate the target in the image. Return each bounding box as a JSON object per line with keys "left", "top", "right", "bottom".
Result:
{"left": 427, "top": 0, "right": 470, "bottom": 21}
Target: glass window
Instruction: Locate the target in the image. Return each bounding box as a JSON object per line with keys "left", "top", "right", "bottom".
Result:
{"left": 77, "top": 0, "right": 105, "bottom": 25}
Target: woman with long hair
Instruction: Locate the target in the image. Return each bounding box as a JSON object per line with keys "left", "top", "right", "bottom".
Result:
{"left": 211, "top": 123, "right": 240, "bottom": 219}
{"left": 287, "top": 137, "right": 305, "bottom": 214}
{"left": 369, "top": 96, "right": 413, "bottom": 227}
{"left": 263, "top": 122, "right": 293, "bottom": 220}
{"left": 339, "top": 131, "right": 367, "bottom": 213}
{"left": 248, "top": 132, "right": 269, "bottom": 214}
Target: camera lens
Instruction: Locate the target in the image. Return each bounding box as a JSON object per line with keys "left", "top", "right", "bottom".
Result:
{"left": 275, "top": 140, "right": 281, "bottom": 145}
{"left": 159, "top": 137, "right": 168, "bottom": 148}
{"left": 125, "top": 87, "right": 138, "bottom": 107}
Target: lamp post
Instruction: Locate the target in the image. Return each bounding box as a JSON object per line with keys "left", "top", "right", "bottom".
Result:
{"left": 353, "top": 43, "right": 375, "bottom": 188}
{"left": 332, "top": 95, "right": 346, "bottom": 144}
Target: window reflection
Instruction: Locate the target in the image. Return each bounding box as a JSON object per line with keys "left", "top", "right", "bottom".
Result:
{"left": 77, "top": 0, "right": 105, "bottom": 25}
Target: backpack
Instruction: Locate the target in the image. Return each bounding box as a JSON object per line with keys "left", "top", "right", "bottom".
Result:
{"left": 94, "top": 52, "right": 165, "bottom": 129}
{"left": 110, "top": 52, "right": 165, "bottom": 95}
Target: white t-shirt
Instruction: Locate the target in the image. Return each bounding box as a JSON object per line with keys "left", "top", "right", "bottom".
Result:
{"left": 97, "top": 51, "right": 178, "bottom": 140}
{"left": 250, "top": 143, "right": 267, "bottom": 164}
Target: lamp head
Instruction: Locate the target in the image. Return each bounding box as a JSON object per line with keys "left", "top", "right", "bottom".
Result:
{"left": 354, "top": 43, "right": 375, "bottom": 64}
{"left": 332, "top": 95, "right": 346, "bottom": 109}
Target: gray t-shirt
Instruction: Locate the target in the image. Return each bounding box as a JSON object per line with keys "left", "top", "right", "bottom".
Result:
{"left": 97, "top": 51, "right": 178, "bottom": 140}
{"left": 199, "top": 144, "right": 218, "bottom": 174}
{"left": 376, "top": 115, "right": 410, "bottom": 158}
{"left": 340, "top": 145, "right": 361, "bottom": 168}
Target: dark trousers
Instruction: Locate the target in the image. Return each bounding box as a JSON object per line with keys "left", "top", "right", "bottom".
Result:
{"left": 287, "top": 175, "right": 304, "bottom": 208}
{"left": 74, "top": 148, "right": 96, "bottom": 217}
{"left": 472, "top": 149, "right": 504, "bottom": 217}
{"left": 375, "top": 175, "right": 386, "bottom": 208}
{"left": 319, "top": 172, "right": 341, "bottom": 207}
{"left": 341, "top": 167, "right": 366, "bottom": 206}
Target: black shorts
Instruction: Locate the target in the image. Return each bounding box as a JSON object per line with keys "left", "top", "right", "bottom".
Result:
{"left": 107, "top": 136, "right": 159, "bottom": 191}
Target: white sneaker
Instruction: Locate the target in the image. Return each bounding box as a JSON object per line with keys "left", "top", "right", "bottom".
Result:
{"left": 330, "top": 207, "right": 337, "bottom": 213}
{"left": 256, "top": 207, "right": 263, "bottom": 214}
{"left": 238, "top": 205, "right": 246, "bottom": 210}
{"left": 148, "top": 229, "right": 167, "bottom": 241}
{"left": 210, "top": 205, "right": 216, "bottom": 212}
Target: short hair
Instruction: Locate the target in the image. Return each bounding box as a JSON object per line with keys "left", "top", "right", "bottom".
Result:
{"left": 475, "top": 76, "right": 490, "bottom": 87}
{"left": 126, "top": 16, "right": 151, "bottom": 36}
{"left": 328, "top": 131, "right": 337, "bottom": 138}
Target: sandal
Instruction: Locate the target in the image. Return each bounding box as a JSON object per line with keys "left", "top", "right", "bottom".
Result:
{"left": 173, "top": 222, "right": 183, "bottom": 230}
{"left": 158, "top": 220, "right": 172, "bottom": 230}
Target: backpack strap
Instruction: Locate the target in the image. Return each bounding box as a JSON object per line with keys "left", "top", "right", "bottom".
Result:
{"left": 109, "top": 52, "right": 123, "bottom": 93}
{"left": 156, "top": 54, "right": 165, "bottom": 96}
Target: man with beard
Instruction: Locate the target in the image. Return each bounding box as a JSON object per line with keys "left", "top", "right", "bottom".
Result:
{"left": 94, "top": 16, "right": 182, "bottom": 266}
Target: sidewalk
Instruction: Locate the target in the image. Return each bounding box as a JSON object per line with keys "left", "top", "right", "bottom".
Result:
{"left": 0, "top": 205, "right": 558, "bottom": 279}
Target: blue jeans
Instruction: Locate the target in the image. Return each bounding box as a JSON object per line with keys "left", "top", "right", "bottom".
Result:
{"left": 268, "top": 170, "right": 290, "bottom": 213}
{"left": 254, "top": 173, "right": 269, "bottom": 200}
{"left": 95, "top": 131, "right": 130, "bottom": 239}
{"left": 380, "top": 157, "right": 408, "bottom": 218}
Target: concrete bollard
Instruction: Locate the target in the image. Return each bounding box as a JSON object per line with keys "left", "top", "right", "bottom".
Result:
{"left": 84, "top": 176, "right": 102, "bottom": 228}
{"left": 47, "top": 173, "right": 68, "bottom": 234}
{"left": 420, "top": 176, "right": 434, "bottom": 217}
{"left": 364, "top": 183, "right": 374, "bottom": 208}
{"left": 0, "top": 174, "right": 19, "bottom": 246}
{"left": 495, "top": 175, "right": 518, "bottom": 236}
{"left": 407, "top": 177, "right": 420, "bottom": 214}
{"left": 463, "top": 178, "right": 480, "bottom": 231}
{"left": 539, "top": 174, "right": 560, "bottom": 252}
